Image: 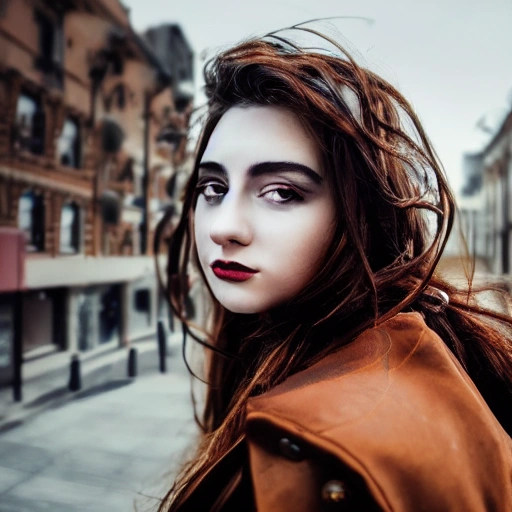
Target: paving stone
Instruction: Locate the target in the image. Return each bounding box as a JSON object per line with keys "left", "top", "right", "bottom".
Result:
{"left": 5, "top": 475, "right": 106, "bottom": 509}
{"left": 37, "top": 447, "right": 132, "bottom": 489}
{"left": 0, "top": 467, "right": 30, "bottom": 494}
{"left": 0, "top": 442, "right": 55, "bottom": 473}
{"left": 83, "top": 431, "right": 147, "bottom": 455}
{"left": 0, "top": 495, "right": 83, "bottom": 512}
{"left": 19, "top": 425, "right": 97, "bottom": 453}
{"left": 0, "top": 357, "right": 196, "bottom": 511}
{"left": 119, "top": 457, "right": 169, "bottom": 490}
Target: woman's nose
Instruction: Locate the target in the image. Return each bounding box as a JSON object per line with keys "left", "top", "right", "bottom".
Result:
{"left": 209, "top": 197, "right": 252, "bottom": 247}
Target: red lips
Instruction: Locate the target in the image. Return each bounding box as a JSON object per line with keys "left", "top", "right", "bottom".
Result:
{"left": 211, "top": 260, "right": 258, "bottom": 282}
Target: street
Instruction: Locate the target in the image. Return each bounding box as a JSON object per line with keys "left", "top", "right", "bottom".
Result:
{"left": 0, "top": 352, "right": 198, "bottom": 512}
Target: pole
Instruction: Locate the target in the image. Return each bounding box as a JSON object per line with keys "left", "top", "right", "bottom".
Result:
{"left": 69, "top": 354, "right": 81, "bottom": 392}
{"left": 140, "top": 90, "right": 151, "bottom": 255}
{"left": 12, "top": 291, "right": 22, "bottom": 402}
{"left": 128, "top": 347, "right": 137, "bottom": 377}
{"left": 157, "top": 320, "right": 167, "bottom": 373}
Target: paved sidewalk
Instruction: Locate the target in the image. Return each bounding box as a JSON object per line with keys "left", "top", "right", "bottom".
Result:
{"left": 0, "top": 333, "right": 186, "bottom": 433}
{"left": 0, "top": 351, "right": 198, "bottom": 512}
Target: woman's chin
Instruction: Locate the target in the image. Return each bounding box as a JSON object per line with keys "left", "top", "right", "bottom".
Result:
{"left": 214, "top": 293, "right": 269, "bottom": 315}
{"left": 220, "top": 301, "right": 263, "bottom": 315}
{"left": 212, "top": 287, "right": 293, "bottom": 315}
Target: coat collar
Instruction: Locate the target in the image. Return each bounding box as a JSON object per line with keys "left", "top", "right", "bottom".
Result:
{"left": 247, "top": 312, "right": 428, "bottom": 428}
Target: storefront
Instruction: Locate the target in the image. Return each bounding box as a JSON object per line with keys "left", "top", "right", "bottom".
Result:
{"left": 71, "top": 284, "right": 122, "bottom": 352}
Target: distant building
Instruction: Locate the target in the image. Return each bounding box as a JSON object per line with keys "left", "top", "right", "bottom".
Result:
{"left": 459, "top": 109, "right": 512, "bottom": 276}
{"left": 458, "top": 152, "right": 486, "bottom": 261}
{"left": 0, "top": 1, "right": 194, "bottom": 392}
{"left": 144, "top": 24, "right": 194, "bottom": 113}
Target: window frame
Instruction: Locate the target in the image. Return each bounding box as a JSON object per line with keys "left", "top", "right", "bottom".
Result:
{"left": 14, "top": 92, "right": 46, "bottom": 156}
{"left": 18, "top": 190, "right": 45, "bottom": 252}
{"left": 57, "top": 117, "right": 82, "bottom": 169}
{"left": 33, "top": 8, "right": 64, "bottom": 89}
{"left": 59, "top": 201, "right": 81, "bottom": 254}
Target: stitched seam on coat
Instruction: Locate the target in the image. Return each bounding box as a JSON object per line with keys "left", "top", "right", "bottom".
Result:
{"left": 388, "top": 323, "right": 427, "bottom": 373}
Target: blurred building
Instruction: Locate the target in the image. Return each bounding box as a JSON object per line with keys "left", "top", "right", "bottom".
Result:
{"left": 457, "top": 153, "right": 485, "bottom": 262}
{"left": 144, "top": 24, "right": 194, "bottom": 114}
{"left": 459, "top": 108, "right": 512, "bottom": 276}
{"left": 0, "top": 0, "right": 193, "bottom": 392}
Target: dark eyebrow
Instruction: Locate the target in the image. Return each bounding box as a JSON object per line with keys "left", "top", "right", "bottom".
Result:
{"left": 198, "top": 161, "right": 227, "bottom": 176}
{"left": 249, "top": 161, "right": 323, "bottom": 184}
{"left": 198, "top": 161, "right": 323, "bottom": 184}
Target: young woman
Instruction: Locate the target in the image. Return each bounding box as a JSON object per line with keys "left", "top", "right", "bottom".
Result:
{"left": 155, "top": 26, "right": 512, "bottom": 511}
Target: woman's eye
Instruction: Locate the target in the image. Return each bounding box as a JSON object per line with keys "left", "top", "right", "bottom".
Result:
{"left": 200, "top": 183, "right": 226, "bottom": 204}
{"left": 261, "top": 187, "right": 303, "bottom": 204}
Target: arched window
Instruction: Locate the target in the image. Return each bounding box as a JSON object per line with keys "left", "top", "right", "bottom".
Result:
{"left": 15, "top": 93, "right": 46, "bottom": 155}
{"left": 113, "top": 83, "right": 125, "bottom": 109}
{"left": 18, "top": 191, "right": 45, "bottom": 251}
{"left": 57, "top": 118, "right": 81, "bottom": 168}
{"left": 60, "top": 202, "right": 80, "bottom": 253}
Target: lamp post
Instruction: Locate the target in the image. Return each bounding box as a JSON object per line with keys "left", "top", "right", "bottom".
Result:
{"left": 140, "top": 90, "right": 151, "bottom": 255}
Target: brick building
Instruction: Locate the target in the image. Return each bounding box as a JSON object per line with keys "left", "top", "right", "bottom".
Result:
{"left": 0, "top": 0, "right": 193, "bottom": 393}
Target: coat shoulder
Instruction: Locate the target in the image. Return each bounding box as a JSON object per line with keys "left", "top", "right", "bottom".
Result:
{"left": 245, "top": 313, "right": 512, "bottom": 511}
{"left": 247, "top": 312, "right": 457, "bottom": 426}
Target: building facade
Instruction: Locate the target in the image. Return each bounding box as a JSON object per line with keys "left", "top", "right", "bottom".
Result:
{"left": 459, "top": 110, "right": 512, "bottom": 276}
{"left": 0, "top": 0, "right": 193, "bottom": 392}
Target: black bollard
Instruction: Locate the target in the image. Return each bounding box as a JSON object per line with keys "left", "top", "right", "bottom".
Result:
{"left": 13, "top": 291, "right": 22, "bottom": 402}
{"left": 69, "top": 354, "right": 81, "bottom": 391}
{"left": 128, "top": 347, "right": 137, "bottom": 378}
{"left": 157, "top": 320, "right": 167, "bottom": 373}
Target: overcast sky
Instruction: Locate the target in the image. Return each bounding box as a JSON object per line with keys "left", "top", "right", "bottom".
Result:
{"left": 122, "top": 0, "right": 512, "bottom": 193}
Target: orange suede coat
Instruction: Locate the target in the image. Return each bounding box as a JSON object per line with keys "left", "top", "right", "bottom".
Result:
{"left": 181, "top": 313, "right": 512, "bottom": 511}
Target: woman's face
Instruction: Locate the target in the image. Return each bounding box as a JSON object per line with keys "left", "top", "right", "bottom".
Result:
{"left": 194, "top": 106, "right": 336, "bottom": 314}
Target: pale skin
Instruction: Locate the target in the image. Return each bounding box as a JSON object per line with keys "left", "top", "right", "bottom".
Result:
{"left": 194, "top": 105, "right": 337, "bottom": 314}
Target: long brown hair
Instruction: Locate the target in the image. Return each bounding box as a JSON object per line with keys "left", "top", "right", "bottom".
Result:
{"left": 155, "top": 26, "right": 512, "bottom": 511}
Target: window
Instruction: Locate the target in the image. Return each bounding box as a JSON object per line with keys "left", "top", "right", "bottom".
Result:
{"left": 134, "top": 289, "right": 150, "bottom": 312}
{"left": 174, "top": 97, "right": 189, "bottom": 113}
{"left": 34, "top": 10, "right": 64, "bottom": 89}
{"left": 18, "top": 191, "right": 45, "bottom": 252}
{"left": 118, "top": 157, "right": 134, "bottom": 181}
{"left": 104, "top": 85, "right": 126, "bottom": 112}
{"left": 57, "top": 118, "right": 81, "bottom": 168}
{"left": 15, "top": 94, "right": 46, "bottom": 155}
{"left": 59, "top": 202, "right": 80, "bottom": 254}
{"left": 111, "top": 53, "right": 124, "bottom": 75}
{"left": 0, "top": 0, "right": 9, "bottom": 18}
{"left": 99, "top": 285, "right": 121, "bottom": 344}
{"left": 114, "top": 84, "right": 125, "bottom": 109}
{"left": 134, "top": 289, "right": 151, "bottom": 326}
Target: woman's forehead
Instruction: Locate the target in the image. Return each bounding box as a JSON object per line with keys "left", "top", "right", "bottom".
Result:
{"left": 201, "top": 106, "right": 323, "bottom": 174}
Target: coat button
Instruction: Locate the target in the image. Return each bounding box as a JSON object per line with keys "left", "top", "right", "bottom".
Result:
{"left": 321, "top": 480, "right": 348, "bottom": 503}
{"left": 278, "top": 437, "right": 304, "bottom": 461}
